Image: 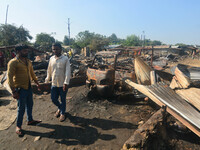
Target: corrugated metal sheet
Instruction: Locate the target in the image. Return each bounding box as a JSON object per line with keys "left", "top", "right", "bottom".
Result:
{"left": 147, "top": 82, "right": 200, "bottom": 129}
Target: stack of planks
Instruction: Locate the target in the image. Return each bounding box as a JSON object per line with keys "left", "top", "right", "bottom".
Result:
{"left": 170, "top": 64, "right": 200, "bottom": 89}
{"left": 170, "top": 64, "right": 191, "bottom": 89}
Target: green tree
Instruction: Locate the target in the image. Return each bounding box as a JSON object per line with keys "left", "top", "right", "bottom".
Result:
{"left": 63, "top": 36, "right": 75, "bottom": 46}
{"left": 0, "top": 24, "right": 32, "bottom": 46}
{"left": 108, "top": 33, "right": 124, "bottom": 45}
{"left": 75, "top": 30, "right": 95, "bottom": 48}
{"left": 175, "top": 43, "right": 187, "bottom": 47}
{"left": 108, "top": 33, "right": 118, "bottom": 44}
{"left": 123, "top": 34, "right": 141, "bottom": 46}
{"left": 151, "top": 40, "right": 162, "bottom": 46}
{"left": 89, "top": 35, "right": 109, "bottom": 51}
{"left": 34, "top": 33, "right": 55, "bottom": 51}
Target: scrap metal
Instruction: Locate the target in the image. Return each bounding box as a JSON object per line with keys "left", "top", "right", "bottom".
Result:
{"left": 125, "top": 79, "right": 200, "bottom": 137}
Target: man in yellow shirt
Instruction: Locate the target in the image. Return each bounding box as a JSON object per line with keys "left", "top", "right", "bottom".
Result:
{"left": 7, "top": 44, "right": 42, "bottom": 136}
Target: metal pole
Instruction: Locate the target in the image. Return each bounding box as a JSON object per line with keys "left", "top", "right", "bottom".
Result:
{"left": 68, "top": 18, "right": 70, "bottom": 45}
{"left": 5, "top": 5, "right": 9, "bottom": 24}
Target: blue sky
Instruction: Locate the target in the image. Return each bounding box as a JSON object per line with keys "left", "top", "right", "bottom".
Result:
{"left": 0, "top": 0, "right": 200, "bottom": 45}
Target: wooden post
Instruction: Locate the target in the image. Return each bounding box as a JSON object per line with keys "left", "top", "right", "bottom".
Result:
{"left": 151, "top": 46, "right": 154, "bottom": 66}
{"left": 150, "top": 70, "right": 157, "bottom": 85}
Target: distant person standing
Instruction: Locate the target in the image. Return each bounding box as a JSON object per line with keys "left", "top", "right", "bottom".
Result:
{"left": 7, "top": 44, "right": 42, "bottom": 136}
{"left": 45, "top": 43, "right": 71, "bottom": 122}
{"left": 0, "top": 51, "right": 5, "bottom": 67}
{"left": 192, "top": 48, "right": 197, "bottom": 59}
{"left": 68, "top": 49, "right": 73, "bottom": 58}
{"left": 11, "top": 50, "right": 16, "bottom": 58}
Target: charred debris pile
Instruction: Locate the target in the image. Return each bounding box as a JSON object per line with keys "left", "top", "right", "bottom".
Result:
{"left": 1, "top": 45, "right": 200, "bottom": 149}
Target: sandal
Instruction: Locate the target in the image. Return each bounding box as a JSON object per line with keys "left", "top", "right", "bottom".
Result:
{"left": 27, "top": 120, "right": 42, "bottom": 125}
{"left": 59, "top": 114, "right": 66, "bottom": 122}
{"left": 54, "top": 110, "right": 61, "bottom": 118}
{"left": 16, "top": 128, "right": 24, "bottom": 137}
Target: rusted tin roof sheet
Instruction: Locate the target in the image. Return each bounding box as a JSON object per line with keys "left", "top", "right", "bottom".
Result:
{"left": 125, "top": 79, "right": 200, "bottom": 136}
{"left": 147, "top": 82, "right": 200, "bottom": 129}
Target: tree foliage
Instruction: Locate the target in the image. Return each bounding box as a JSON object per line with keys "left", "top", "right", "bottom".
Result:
{"left": 175, "top": 43, "right": 187, "bottom": 46}
{"left": 123, "top": 35, "right": 141, "bottom": 46}
{"left": 34, "top": 33, "right": 55, "bottom": 51}
{"left": 74, "top": 30, "right": 109, "bottom": 51}
{"left": 122, "top": 34, "right": 162, "bottom": 46}
{"left": 108, "top": 33, "right": 123, "bottom": 44}
{"left": 63, "top": 36, "right": 75, "bottom": 46}
{"left": 151, "top": 40, "right": 162, "bottom": 46}
{"left": 0, "top": 24, "right": 32, "bottom": 46}
{"left": 75, "top": 30, "right": 94, "bottom": 48}
{"left": 89, "top": 35, "right": 109, "bottom": 51}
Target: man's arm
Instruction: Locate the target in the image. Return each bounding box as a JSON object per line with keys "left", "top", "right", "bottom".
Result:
{"left": 29, "top": 62, "right": 38, "bottom": 83}
{"left": 29, "top": 62, "right": 41, "bottom": 90}
{"left": 63, "top": 57, "right": 71, "bottom": 91}
{"left": 45, "top": 59, "right": 52, "bottom": 83}
{"left": 7, "top": 61, "right": 16, "bottom": 91}
{"left": 7, "top": 60, "right": 19, "bottom": 99}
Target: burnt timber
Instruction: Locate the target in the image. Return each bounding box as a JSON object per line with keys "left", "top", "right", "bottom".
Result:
{"left": 125, "top": 79, "right": 200, "bottom": 137}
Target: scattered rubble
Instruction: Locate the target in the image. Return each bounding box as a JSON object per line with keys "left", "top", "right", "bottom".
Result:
{"left": 1, "top": 45, "right": 200, "bottom": 149}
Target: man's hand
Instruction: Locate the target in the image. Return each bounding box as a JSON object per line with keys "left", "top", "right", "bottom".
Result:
{"left": 37, "top": 83, "right": 42, "bottom": 91}
{"left": 63, "top": 84, "right": 68, "bottom": 92}
{"left": 12, "top": 91, "right": 19, "bottom": 99}
{"left": 35, "top": 80, "right": 41, "bottom": 91}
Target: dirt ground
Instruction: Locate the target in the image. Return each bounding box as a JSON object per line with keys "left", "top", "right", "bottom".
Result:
{"left": 1, "top": 57, "right": 200, "bottom": 150}
{"left": 0, "top": 85, "right": 156, "bottom": 150}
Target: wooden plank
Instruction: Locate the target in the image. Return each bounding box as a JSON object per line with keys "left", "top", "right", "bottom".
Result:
{"left": 174, "top": 65, "right": 190, "bottom": 88}
{"left": 170, "top": 76, "right": 183, "bottom": 89}
{"left": 134, "top": 56, "right": 152, "bottom": 85}
{"left": 176, "top": 88, "right": 200, "bottom": 112}
{"left": 150, "top": 71, "right": 157, "bottom": 84}
{"left": 125, "top": 79, "right": 200, "bottom": 137}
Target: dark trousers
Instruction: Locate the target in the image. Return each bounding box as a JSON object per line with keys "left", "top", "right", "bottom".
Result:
{"left": 17, "top": 88, "right": 33, "bottom": 128}
{"left": 51, "top": 87, "right": 68, "bottom": 115}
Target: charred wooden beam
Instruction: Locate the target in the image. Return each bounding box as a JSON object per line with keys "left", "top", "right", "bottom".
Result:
{"left": 122, "top": 108, "right": 167, "bottom": 150}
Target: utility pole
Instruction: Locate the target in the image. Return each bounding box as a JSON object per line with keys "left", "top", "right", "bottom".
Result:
{"left": 68, "top": 18, "right": 70, "bottom": 45}
{"left": 143, "top": 31, "right": 145, "bottom": 47}
{"left": 5, "top": 5, "right": 9, "bottom": 24}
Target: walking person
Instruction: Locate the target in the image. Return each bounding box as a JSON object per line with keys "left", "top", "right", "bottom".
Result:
{"left": 45, "top": 43, "right": 71, "bottom": 122}
{"left": 7, "top": 44, "right": 42, "bottom": 136}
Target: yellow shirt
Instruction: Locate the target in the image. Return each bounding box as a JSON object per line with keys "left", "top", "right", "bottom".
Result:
{"left": 7, "top": 57, "right": 37, "bottom": 90}
{"left": 68, "top": 51, "right": 72, "bottom": 57}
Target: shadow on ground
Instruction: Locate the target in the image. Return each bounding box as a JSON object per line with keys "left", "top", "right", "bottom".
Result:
{"left": 25, "top": 113, "right": 137, "bottom": 146}
{"left": 0, "top": 99, "right": 11, "bottom": 106}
